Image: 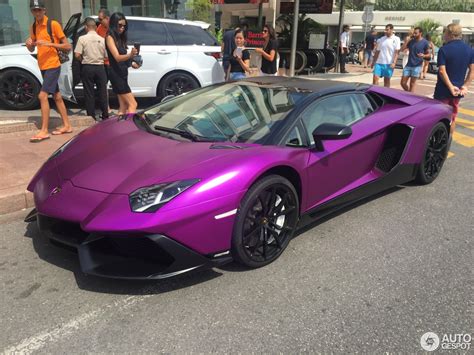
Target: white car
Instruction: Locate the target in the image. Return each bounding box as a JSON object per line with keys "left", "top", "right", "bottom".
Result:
{"left": 0, "top": 14, "right": 224, "bottom": 110}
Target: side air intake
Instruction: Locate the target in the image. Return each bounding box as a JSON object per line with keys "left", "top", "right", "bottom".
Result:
{"left": 376, "top": 125, "right": 412, "bottom": 173}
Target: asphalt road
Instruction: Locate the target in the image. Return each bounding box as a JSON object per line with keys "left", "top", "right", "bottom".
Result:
{"left": 1, "top": 80, "right": 473, "bottom": 353}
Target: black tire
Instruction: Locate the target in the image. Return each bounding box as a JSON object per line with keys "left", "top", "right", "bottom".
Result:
{"left": 157, "top": 71, "right": 200, "bottom": 99}
{"left": 231, "top": 175, "right": 300, "bottom": 268}
{"left": 0, "top": 69, "right": 40, "bottom": 110}
{"left": 416, "top": 122, "right": 449, "bottom": 185}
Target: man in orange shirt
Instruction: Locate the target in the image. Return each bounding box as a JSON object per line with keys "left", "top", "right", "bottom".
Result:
{"left": 25, "top": 0, "right": 72, "bottom": 142}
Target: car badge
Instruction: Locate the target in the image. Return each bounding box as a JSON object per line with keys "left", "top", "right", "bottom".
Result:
{"left": 50, "top": 186, "right": 61, "bottom": 196}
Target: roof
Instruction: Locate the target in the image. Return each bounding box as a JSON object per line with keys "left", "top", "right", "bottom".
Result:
{"left": 241, "top": 76, "right": 369, "bottom": 95}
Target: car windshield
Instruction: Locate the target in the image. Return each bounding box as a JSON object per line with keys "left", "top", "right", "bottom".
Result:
{"left": 143, "top": 82, "right": 309, "bottom": 144}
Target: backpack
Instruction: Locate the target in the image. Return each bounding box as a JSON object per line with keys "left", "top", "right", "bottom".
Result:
{"left": 32, "top": 19, "right": 70, "bottom": 64}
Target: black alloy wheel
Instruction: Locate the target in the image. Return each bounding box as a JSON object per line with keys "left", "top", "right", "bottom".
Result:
{"left": 232, "top": 175, "right": 299, "bottom": 268}
{"left": 158, "top": 72, "right": 200, "bottom": 99}
{"left": 416, "top": 122, "right": 449, "bottom": 185}
{"left": 0, "top": 69, "right": 40, "bottom": 110}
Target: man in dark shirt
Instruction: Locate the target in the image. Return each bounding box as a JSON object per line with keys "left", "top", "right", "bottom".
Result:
{"left": 363, "top": 29, "right": 377, "bottom": 68}
{"left": 221, "top": 26, "right": 240, "bottom": 80}
{"left": 434, "top": 23, "right": 474, "bottom": 125}
{"left": 400, "top": 27, "right": 429, "bottom": 92}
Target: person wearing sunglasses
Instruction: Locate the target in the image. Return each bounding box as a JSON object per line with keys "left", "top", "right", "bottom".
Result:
{"left": 105, "top": 12, "right": 139, "bottom": 115}
{"left": 255, "top": 25, "right": 278, "bottom": 76}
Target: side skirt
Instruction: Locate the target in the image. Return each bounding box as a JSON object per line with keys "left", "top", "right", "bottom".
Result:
{"left": 298, "top": 164, "right": 417, "bottom": 229}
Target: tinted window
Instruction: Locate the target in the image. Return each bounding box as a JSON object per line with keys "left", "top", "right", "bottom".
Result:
{"left": 285, "top": 126, "right": 305, "bottom": 147}
{"left": 127, "top": 20, "right": 169, "bottom": 45}
{"left": 301, "top": 94, "right": 370, "bottom": 144}
{"left": 143, "top": 83, "right": 309, "bottom": 144}
{"left": 166, "top": 23, "right": 217, "bottom": 46}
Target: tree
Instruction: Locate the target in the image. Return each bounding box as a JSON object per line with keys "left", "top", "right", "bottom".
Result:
{"left": 186, "top": 0, "right": 212, "bottom": 23}
{"left": 276, "top": 14, "right": 327, "bottom": 49}
{"left": 414, "top": 18, "right": 442, "bottom": 47}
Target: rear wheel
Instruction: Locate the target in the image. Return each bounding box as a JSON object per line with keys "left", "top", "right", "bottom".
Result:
{"left": 0, "top": 69, "right": 40, "bottom": 110}
{"left": 231, "top": 175, "right": 299, "bottom": 268}
{"left": 157, "top": 72, "right": 200, "bottom": 99}
{"left": 416, "top": 122, "right": 448, "bottom": 185}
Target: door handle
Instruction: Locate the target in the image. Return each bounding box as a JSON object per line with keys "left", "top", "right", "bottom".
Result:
{"left": 157, "top": 51, "right": 171, "bottom": 55}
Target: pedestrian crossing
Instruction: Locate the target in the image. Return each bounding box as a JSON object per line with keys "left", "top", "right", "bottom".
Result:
{"left": 450, "top": 106, "right": 474, "bottom": 157}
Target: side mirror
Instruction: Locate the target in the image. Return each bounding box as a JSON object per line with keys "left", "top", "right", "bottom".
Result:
{"left": 312, "top": 123, "right": 352, "bottom": 151}
{"left": 161, "top": 95, "right": 175, "bottom": 103}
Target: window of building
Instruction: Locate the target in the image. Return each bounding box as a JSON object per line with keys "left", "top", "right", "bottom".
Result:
{"left": 0, "top": 0, "right": 30, "bottom": 46}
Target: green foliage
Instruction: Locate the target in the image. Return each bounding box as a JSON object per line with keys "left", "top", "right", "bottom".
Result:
{"left": 338, "top": 0, "right": 473, "bottom": 12}
{"left": 215, "top": 29, "right": 223, "bottom": 45}
{"left": 186, "top": 0, "right": 212, "bottom": 23}
{"left": 414, "top": 18, "right": 442, "bottom": 47}
{"left": 276, "top": 14, "right": 327, "bottom": 49}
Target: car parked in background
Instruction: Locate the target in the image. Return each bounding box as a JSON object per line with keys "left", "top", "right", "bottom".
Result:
{"left": 0, "top": 14, "right": 224, "bottom": 110}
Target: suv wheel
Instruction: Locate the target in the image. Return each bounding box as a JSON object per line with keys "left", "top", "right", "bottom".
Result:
{"left": 158, "top": 72, "right": 200, "bottom": 99}
{"left": 0, "top": 69, "right": 40, "bottom": 110}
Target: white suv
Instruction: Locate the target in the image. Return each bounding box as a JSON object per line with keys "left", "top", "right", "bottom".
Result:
{"left": 0, "top": 14, "right": 224, "bottom": 110}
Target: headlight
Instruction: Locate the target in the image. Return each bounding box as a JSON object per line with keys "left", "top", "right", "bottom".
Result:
{"left": 129, "top": 179, "right": 200, "bottom": 213}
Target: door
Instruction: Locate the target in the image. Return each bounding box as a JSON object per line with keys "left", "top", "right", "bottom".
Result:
{"left": 127, "top": 20, "right": 178, "bottom": 97}
{"left": 58, "top": 13, "right": 81, "bottom": 103}
{"left": 301, "top": 92, "right": 390, "bottom": 210}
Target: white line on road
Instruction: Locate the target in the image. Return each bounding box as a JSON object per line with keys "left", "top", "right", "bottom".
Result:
{"left": 1, "top": 291, "right": 155, "bottom": 354}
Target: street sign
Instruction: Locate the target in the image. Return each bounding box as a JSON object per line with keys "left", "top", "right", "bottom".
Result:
{"left": 280, "top": 0, "right": 333, "bottom": 14}
{"left": 362, "top": 4, "right": 374, "bottom": 23}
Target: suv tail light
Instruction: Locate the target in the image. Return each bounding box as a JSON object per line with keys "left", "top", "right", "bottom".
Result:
{"left": 205, "top": 52, "right": 221, "bottom": 60}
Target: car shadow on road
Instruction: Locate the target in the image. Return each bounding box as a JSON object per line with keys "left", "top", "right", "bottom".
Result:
{"left": 23, "top": 221, "right": 223, "bottom": 295}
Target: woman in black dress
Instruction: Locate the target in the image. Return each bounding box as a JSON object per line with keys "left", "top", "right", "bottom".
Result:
{"left": 105, "top": 12, "right": 139, "bottom": 114}
{"left": 255, "top": 24, "right": 278, "bottom": 76}
{"left": 228, "top": 29, "right": 251, "bottom": 80}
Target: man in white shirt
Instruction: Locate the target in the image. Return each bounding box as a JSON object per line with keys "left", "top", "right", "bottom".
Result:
{"left": 371, "top": 24, "right": 401, "bottom": 87}
{"left": 339, "top": 25, "right": 350, "bottom": 73}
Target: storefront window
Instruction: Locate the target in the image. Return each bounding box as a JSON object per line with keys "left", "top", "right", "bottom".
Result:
{"left": 82, "top": 0, "right": 165, "bottom": 18}
{"left": 0, "top": 0, "right": 31, "bottom": 46}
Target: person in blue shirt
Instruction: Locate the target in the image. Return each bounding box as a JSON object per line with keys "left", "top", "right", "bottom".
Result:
{"left": 434, "top": 23, "right": 474, "bottom": 125}
{"left": 400, "top": 27, "right": 429, "bottom": 93}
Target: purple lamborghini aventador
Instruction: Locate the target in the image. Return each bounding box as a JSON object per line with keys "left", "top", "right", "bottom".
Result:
{"left": 26, "top": 77, "right": 453, "bottom": 279}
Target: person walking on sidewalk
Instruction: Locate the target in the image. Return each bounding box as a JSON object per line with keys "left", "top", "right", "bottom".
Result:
{"left": 363, "top": 29, "right": 377, "bottom": 68}
{"left": 338, "top": 25, "right": 350, "bottom": 73}
{"left": 400, "top": 27, "right": 429, "bottom": 93}
{"left": 228, "top": 29, "right": 250, "bottom": 80}
{"left": 371, "top": 24, "right": 400, "bottom": 88}
{"left": 434, "top": 23, "right": 474, "bottom": 125}
{"left": 420, "top": 34, "right": 435, "bottom": 80}
{"left": 74, "top": 18, "right": 108, "bottom": 121}
{"left": 255, "top": 24, "right": 278, "bottom": 76}
{"left": 222, "top": 25, "right": 239, "bottom": 81}
{"left": 105, "top": 12, "right": 139, "bottom": 115}
{"left": 25, "top": 0, "right": 72, "bottom": 142}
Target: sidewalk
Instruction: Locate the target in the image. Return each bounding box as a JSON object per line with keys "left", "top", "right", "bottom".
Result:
{"left": 0, "top": 65, "right": 435, "bottom": 215}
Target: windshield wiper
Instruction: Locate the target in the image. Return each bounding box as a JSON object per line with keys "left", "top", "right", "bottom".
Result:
{"left": 153, "top": 125, "right": 206, "bottom": 142}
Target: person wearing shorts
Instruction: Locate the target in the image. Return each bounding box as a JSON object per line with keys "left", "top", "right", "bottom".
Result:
{"left": 371, "top": 24, "right": 400, "bottom": 88}
{"left": 400, "top": 27, "right": 429, "bottom": 93}
{"left": 363, "top": 29, "right": 377, "bottom": 68}
{"left": 434, "top": 24, "right": 474, "bottom": 129}
{"left": 25, "top": 0, "right": 72, "bottom": 142}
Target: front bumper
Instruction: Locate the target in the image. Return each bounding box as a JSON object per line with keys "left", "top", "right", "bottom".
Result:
{"left": 37, "top": 213, "right": 232, "bottom": 279}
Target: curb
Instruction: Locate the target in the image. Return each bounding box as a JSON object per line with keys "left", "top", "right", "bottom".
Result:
{"left": 0, "top": 189, "right": 34, "bottom": 216}
{"left": 0, "top": 116, "right": 96, "bottom": 134}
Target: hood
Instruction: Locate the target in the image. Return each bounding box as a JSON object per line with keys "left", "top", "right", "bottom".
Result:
{"left": 55, "top": 119, "right": 249, "bottom": 194}
{"left": 0, "top": 43, "right": 33, "bottom": 56}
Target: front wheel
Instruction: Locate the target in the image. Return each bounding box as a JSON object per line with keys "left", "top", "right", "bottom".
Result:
{"left": 157, "top": 72, "right": 200, "bottom": 99}
{"left": 0, "top": 69, "right": 40, "bottom": 110}
{"left": 416, "top": 122, "right": 449, "bottom": 185}
{"left": 231, "top": 175, "right": 299, "bottom": 268}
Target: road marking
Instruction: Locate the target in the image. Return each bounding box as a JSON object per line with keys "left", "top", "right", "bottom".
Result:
{"left": 458, "top": 107, "right": 474, "bottom": 117}
{"left": 1, "top": 291, "right": 154, "bottom": 354}
{"left": 447, "top": 151, "right": 455, "bottom": 158}
{"left": 456, "top": 117, "right": 474, "bottom": 129}
{"left": 452, "top": 131, "right": 474, "bottom": 148}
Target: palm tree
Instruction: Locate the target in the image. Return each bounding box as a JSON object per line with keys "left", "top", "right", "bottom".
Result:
{"left": 276, "top": 14, "right": 327, "bottom": 49}
{"left": 414, "top": 18, "right": 442, "bottom": 47}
